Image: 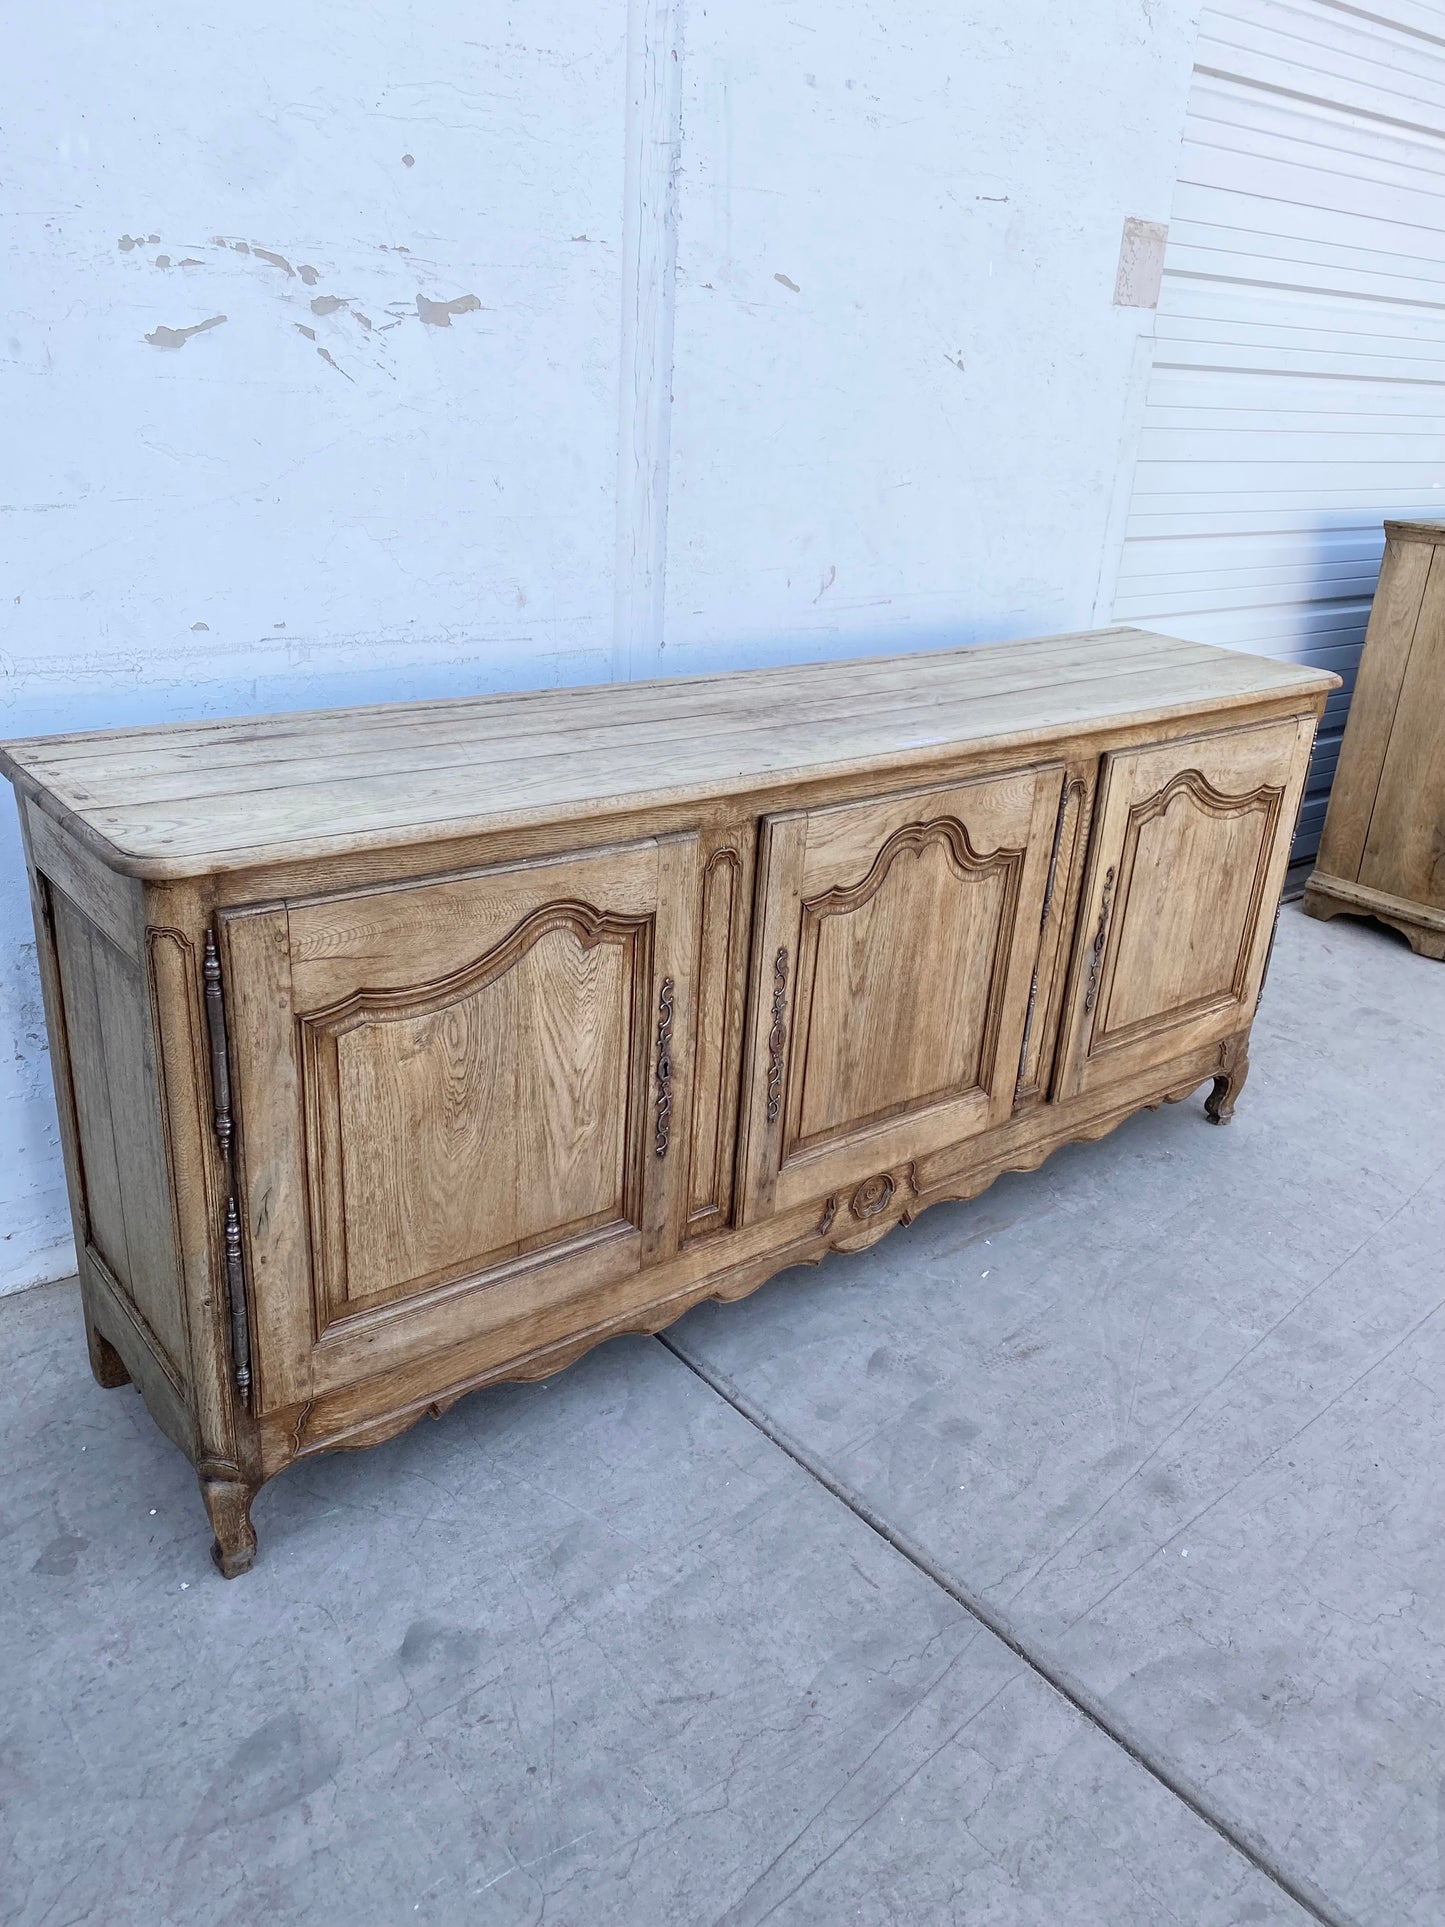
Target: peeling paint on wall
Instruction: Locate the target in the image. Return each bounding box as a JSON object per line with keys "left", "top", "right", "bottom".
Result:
{"left": 144, "top": 314, "right": 227, "bottom": 349}
{"left": 121, "top": 241, "right": 489, "bottom": 372}
{"left": 1, "top": 0, "right": 631, "bottom": 1292}
{"left": 416, "top": 293, "right": 483, "bottom": 327}
{"left": 250, "top": 245, "right": 297, "bottom": 277}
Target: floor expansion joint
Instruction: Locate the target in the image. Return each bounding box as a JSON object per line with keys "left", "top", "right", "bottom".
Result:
{"left": 658, "top": 1331, "right": 1355, "bottom": 1927}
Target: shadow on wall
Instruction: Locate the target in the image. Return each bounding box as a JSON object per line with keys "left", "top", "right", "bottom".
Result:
{"left": 1, "top": 606, "right": 1069, "bottom": 743}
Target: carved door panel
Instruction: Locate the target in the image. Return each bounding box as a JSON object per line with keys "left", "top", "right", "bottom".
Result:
{"left": 738, "top": 769, "right": 1065, "bottom": 1223}
{"left": 1054, "top": 717, "right": 1315, "bottom": 1101}
{"left": 219, "top": 834, "right": 699, "bottom": 1411}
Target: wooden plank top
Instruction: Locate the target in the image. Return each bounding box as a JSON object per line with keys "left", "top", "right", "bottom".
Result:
{"left": 1, "top": 626, "right": 1338, "bottom": 879}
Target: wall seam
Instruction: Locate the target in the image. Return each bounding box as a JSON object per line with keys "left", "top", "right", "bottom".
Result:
{"left": 613, "top": 0, "right": 686, "bottom": 683}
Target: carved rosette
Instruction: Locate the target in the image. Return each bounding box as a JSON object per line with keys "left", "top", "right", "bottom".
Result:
{"left": 850, "top": 1173, "right": 895, "bottom": 1219}
{"left": 816, "top": 1164, "right": 918, "bottom": 1252}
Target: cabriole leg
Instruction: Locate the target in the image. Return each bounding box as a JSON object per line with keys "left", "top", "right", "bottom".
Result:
{"left": 1205, "top": 1035, "right": 1250, "bottom": 1126}
{"left": 200, "top": 1474, "right": 258, "bottom": 1578}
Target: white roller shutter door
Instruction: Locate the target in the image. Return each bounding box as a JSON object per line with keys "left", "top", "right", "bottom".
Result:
{"left": 1109, "top": 0, "right": 1445, "bottom": 859}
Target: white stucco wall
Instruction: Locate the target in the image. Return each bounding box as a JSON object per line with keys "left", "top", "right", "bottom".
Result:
{"left": 0, "top": 0, "right": 1203, "bottom": 1292}
{"left": 662, "top": 1, "right": 1205, "bottom": 671}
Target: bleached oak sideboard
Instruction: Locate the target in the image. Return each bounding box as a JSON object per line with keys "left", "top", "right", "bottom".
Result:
{"left": 1, "top": 629, "right": 1336, "bottom": 1575}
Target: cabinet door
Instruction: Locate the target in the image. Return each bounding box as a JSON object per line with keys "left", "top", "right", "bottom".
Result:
{"left": 738, "top": 768, "right": 1064, "bottom": 1222}
{"left": 221, "top": 834, "right": 698, "bottom": 1411}
{"left": 1054, "top": 717, "right": 1314, "bottom": 1102}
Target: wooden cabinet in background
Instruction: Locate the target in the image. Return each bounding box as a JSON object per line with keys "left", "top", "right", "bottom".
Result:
{"left": 1, "top": 628, "right": 1335, "bottom": 1574}
{"left": 1305, "top": 518, "right": 1445, "bottom": 959}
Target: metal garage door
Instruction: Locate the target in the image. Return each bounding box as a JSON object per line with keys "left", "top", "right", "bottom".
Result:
{"left": 1108, "top": 0, "right": 1445, "bottom": 861}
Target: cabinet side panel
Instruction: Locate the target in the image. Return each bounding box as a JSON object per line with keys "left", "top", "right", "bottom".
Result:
{"left": 49, "top": 893, "right": 189, "bottom": 1379}
{"left": 50, "top": 899, "right": 126, "bottom": 1279}
{"left": 25, "top": 800, "right": 145, "bottom": 962}
{"left": 1316, "top": 535, "right": 1433, "bottom": 883}
{"left": 1359, "top": 545, "right": 1445, "bottom": 913}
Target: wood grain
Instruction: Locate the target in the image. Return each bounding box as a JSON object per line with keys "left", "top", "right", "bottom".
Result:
{"left": 1099, "top": 772, "right": 1280, "bottom": 1037}
{"left": 742, "top": 768, "right": 1064, "bottom": 1219}
{"left": 318, "top": 916, "right": 639, "bottom": 1309}
{"left": 792, "top": 826, "right": 1014, "bottom": 1147}
{"left": 24, "top": 799, "right": 145, "bottom": 963}
{"left": 1315, "top": 533, "right": 1433, "bottom": 886}
{"left": 0, "top": 628, "right": 1334, "bottom": 877}
{"left": 0, "top": 627, "right": 1333, "bottom": 1572}
{"left": 1359, "top": 545, "right": 1445, "bottom": 913}
{"left": 1302, "top": 873, "right": 1445, "bottom": 960}
{"left": 224, "top": 834, "right": 698, "bottom": 1408}
{"left": 1309, "top": 520, "right": 1445, "bottom": 955}
{"left": 49, "top": 893, "right": 188, "bottom": 1377}
{"left": 1056, "top": 716, "right": 1313, "bottom": 1102}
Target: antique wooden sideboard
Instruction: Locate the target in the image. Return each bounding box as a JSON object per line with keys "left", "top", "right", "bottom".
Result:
{"left": 1, "top": 629, "right": 1336, "bottom": 1574}
{"left": 1305, "top": 518, "right": 1445, "bottom": 959}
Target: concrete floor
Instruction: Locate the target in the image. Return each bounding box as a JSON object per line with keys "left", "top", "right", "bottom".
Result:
{"left": 3, "top": 902, "right": 1443, "bottom": 1927}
